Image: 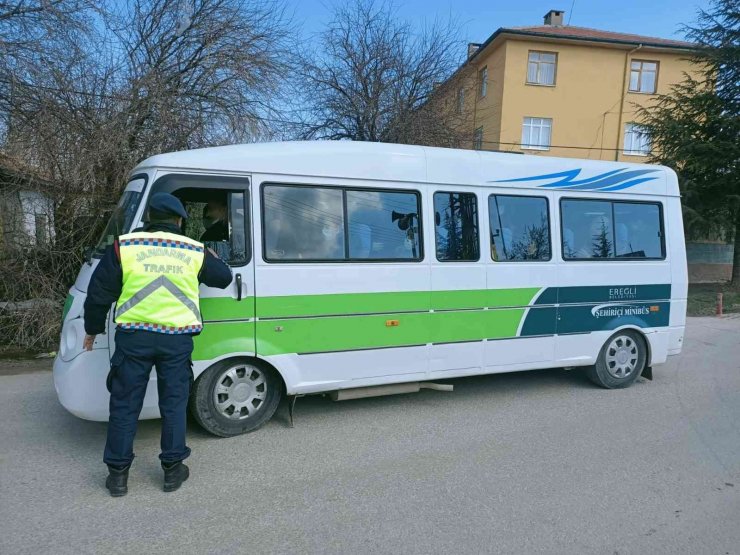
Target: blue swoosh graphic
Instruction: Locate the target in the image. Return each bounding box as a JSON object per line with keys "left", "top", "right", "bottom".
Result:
{"left": 490, "top": 168, "right": 660, "bottom": 191}
{"left": 601, "top": 177, "right": 658, "bottom": 191}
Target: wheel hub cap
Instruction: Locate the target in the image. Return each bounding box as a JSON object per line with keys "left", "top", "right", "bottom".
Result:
{"left": 213, "top": 364, "right": 267, "bottom": 420}
{"left": 233, "top": 383, "right": 251, "bottom": 402}
{"left": 605, "top": 335, "right": 639, "bottom": 378}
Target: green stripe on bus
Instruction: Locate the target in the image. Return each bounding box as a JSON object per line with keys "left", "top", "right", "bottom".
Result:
{"left": 192, "top": 321, "right": 255, "bottom": 360}
{"left": 430, "top": 288, "right": 541, "bottom": 310}
{"left": 199, "top": 288, "right": 542, "bottom": 321}
{"left": 192, "top": 284, "right": 671, "bottom": 360}
{"left": 256, "top": 287, "right": 541, "bottom": 318}
{"left": 255, "top": 308, "right": 527, "bottom": 356}
{"left": 257, "top": 290, "right": 430, "bottom": 318}
{"left": 195, "top": 287, "right": 541, "bottom": 359}
{"left": 201, "top": 296, "right": 255, "bottom": 320}
{"left": 61, "top": 294, "right": 74, "bottom": 322}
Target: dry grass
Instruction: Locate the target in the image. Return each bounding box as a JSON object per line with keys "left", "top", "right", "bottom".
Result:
{"left": 687, "top": 283, "right": 740, "bottom": 316}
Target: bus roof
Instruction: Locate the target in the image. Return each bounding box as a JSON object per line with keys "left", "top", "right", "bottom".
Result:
{"left": 133, "top": 141, "right": 678, "bottom": 197}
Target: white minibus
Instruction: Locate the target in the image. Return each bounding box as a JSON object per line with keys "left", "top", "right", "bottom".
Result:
{"left": 53, "top": 141, "right": 687, "bottom": 436}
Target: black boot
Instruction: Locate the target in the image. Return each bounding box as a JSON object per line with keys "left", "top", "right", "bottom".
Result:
{"left": 105, "top": 465, "right": 130, "bottom": 497}
{"left": 162, "top": 461, "right": 189, "bottom": 492}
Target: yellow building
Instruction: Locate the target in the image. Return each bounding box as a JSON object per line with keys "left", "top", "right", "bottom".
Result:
{"left": 441, "top": 10, "right": 694, "bottom": 162}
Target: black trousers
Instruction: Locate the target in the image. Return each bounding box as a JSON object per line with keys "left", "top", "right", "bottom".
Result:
{"left": 103, "top": 329, "right": 194, "bottom": 468}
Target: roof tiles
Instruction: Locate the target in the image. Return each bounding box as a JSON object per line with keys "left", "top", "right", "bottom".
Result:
{"left": 503, "top": 25, "right": 693, "bottom": 48}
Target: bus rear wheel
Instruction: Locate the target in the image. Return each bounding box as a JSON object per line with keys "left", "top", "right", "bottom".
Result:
{"left": 587, "top": 330, "right": 647, "bottom": 389}
{"left": 190, "top": 358, "right": 282, "bottom": 437}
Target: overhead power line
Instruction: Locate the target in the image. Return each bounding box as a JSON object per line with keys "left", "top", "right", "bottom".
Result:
{"left": 476, "top": 139, "right": 632, "bottom": 152}
{"left": 5, "top": 78, "right": 641, "bottom": 152}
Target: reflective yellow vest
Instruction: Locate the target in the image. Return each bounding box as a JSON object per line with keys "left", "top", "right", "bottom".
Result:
{"left": 114, "top": 231, "right": 205, "bottom": 334}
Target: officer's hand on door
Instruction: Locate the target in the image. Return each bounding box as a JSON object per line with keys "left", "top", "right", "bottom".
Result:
{"left": 83, "top": 334, "right": 96, "bottom": 351}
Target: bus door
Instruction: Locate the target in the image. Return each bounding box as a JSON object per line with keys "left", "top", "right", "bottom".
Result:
{"left": 484, "top": 191, "right": 556, "bottom": 368}
{"left": 139, "top": 172, "right": 256, "bottom": 363}
{"left": 429, "top": 188, "right": 486, "bottom": 376}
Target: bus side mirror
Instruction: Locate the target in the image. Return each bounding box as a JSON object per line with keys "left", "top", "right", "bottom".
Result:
{"left": 83, "top": 246, "right": 94, "bottom": 265}
{"left": 435, "top": 212, "right": 441, "bottom": 227}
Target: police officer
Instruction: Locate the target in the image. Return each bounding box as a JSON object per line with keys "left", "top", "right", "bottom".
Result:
{"left": 83, "top": 192, "right": 232, "bottom": 497}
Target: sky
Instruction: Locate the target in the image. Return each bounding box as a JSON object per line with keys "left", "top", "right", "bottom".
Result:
{"left": 290, "top": 0, "right": 711, "bottom": 52}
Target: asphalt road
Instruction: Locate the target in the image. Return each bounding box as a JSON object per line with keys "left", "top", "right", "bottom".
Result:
{"left": 2, "top": 317, "right": 739, "bottom": 555}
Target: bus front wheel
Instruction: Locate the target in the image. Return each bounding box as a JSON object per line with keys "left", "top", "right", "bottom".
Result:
{"left": 189, "top": 358, "right": 282, "bottom": 437}
{"left": 587, "top": 330, "right": 647, "bottom": 389}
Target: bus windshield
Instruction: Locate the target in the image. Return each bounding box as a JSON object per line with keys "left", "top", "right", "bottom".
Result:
{"left": 93, "top": 183, "right": 144, "bottom": 256}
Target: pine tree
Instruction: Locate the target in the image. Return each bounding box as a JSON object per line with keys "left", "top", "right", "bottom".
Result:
{"left": 592, "top": 220, "right": 613, "bottom": 258}
{"left": 638, "top": 0, "right": 740, "bottom": 283}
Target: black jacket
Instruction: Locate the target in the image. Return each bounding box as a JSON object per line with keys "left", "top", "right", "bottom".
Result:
{"left": 200, "top": 220, "right": 229, "bottom": 242}
{"left": 83, "top": 223, "right": 233, "bottom": 335}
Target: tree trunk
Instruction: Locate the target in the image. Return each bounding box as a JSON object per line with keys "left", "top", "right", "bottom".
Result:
{"left": 732, "top": 214, "right": 740, "bottom": 287}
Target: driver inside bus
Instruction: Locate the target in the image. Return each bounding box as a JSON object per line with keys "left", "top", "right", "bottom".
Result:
{"left": 200, "top": 200, "right": 229, "bottom": 242}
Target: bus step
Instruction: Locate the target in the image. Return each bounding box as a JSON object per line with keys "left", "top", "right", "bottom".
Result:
{"left": 330, "top": 382, "right": 453, "bottom": 401}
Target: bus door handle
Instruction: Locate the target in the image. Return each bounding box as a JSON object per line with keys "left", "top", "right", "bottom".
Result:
{"left": 236, "top": 273, "right": 243, "bottom": 301}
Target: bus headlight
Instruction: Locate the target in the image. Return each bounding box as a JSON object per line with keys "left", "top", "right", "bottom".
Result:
{"left": 60, "top": 321, "right": 80, "bottom": 362}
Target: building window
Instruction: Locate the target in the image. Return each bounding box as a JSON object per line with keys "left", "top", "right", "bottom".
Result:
{"left": 489, "top": 195, "right": 550, "bottom": 261}
{"left": 521, "top": 117, "right": 552, "bottom": 150}
{"left": 473, "top": 126, "right": 483, "bottom": 150}
{"left": 623, "top": 123, "right": 651, "bottom": 156}
{"left": 629, "top": 60, "right": 658, "bottom": 94}
{"left": 456, "top": 87, "right": 465, "bottom": 114}
{"left": 262, "top": 185, "right": 422, "bottom": 262}
{"left": 434, "top": 192, "right": 480, "bottom": 261}
{"left": 527, "top": 51, "right": 557, "bottom": 85}
{"left": 479, "top": 67, "right": 488, "bottom": 98}
{"left": 561, "top": 199, "right": 664, "bottom": 260}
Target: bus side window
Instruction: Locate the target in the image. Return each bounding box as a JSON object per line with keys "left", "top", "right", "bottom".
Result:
{"left": 489, "top": 194, "right": 550, "bottom": 261}
{"left": 263, "top": 185, "right": 345, "bottom": 261}
{"left": 561, "top": 198, "right": 664, "bottom": 260}
{"left": 262, "top": 184, "right": 422, "bottom": 262}
{"left": 175, "top": 188, "right": 250, "bottom": 266}
{"left": 562, "top": 228, "right": 576, "bottom": 259}
{"left": 197, "top": 191, "right": 248, "bottom": 266}
{"left": 433, "top": 191, "right": 480, "bottom": 262}
{"left": 224, "top": 191, "right": 248, "bottom": 265}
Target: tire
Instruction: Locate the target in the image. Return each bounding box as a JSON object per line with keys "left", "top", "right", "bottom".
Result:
{"left": 587, "top": 330, "right": 647, "bottom": 389}
{"left": 189, "top": 358, "right": 282, "bottom": 437}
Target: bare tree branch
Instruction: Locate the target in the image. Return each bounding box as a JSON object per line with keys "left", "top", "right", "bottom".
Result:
{"left": 0, "top": 0, "right": 297, "bottom": 350}
{"left": 299, "top": 0, "right": 472, "bottom": 147}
